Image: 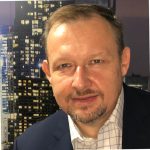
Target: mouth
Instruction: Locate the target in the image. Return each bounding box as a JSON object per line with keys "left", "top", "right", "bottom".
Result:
{"left": 71, "top": 95, "right": 98, "bottom": 104}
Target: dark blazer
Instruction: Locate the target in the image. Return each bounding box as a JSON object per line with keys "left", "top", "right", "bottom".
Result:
{"left": 13, "top": 84, "right": 150, "bottom": 150}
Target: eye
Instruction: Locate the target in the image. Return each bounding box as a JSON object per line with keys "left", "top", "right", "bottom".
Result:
{"left": 57, "top": 63, "right": 72, "bottom": 70}
{"left": 89, "top": 59, "right": 104, "bottom": 65}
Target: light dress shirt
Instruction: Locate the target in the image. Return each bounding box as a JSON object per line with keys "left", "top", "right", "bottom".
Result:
{"left": 68, "top": 88, "right": 124, "bottom": 150}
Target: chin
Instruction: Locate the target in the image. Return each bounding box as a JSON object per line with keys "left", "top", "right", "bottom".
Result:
{"left": 68, "top": 106, "right": 107, "bottom": 124}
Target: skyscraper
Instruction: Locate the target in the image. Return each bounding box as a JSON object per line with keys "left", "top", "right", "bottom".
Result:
{"left": 7, "top": 1, "right": 73, "bottom": 150}
{"left": 0, "top": 26, "right": 13, "bottom": 150}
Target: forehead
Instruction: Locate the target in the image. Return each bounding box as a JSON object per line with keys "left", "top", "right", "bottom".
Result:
{"left": 47, "top": 16, "right": 116, "bottom": 49}
{"left": 46, "top": 16, "right": 119, "bottom": 65}
{"left": 50, "top": 15, "right": 113, "bottom": 33}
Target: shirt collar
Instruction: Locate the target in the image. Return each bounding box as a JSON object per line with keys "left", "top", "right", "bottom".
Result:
{"left": 104, "top": 87, "right": 124, "bottom": 128}
{"left": 68, "top": 87, "right": 124, "bottom": 142}
{"left": 68, "top": 115, "right": 83, "bottom": 141}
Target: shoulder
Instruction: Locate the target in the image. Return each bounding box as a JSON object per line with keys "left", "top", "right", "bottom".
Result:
{"left": 122, "top": 84, "right": 150, "bottom": 148}
{"left": 23, "top": 110, "right": 67, "bottom": 134}
{"left": 123, "top": 83, "right": 150, "bottom": 114}
{"left": 124, "top": 83, "right": 150, "bottom": 102}
{"left": 14, "top": 110, "right": 68, "bottom": 150}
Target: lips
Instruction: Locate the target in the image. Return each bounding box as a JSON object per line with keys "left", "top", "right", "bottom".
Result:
{"left": 71, "top": 95, "right": 98, "bottom": 104}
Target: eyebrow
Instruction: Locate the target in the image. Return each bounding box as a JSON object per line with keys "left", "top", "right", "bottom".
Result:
{"left": 50, "top": 57, "right": 73, "bottom": 68}
{"left": 51, "top": 51, "right": 110, "bottom": 64}
{"left": 88, "top": 50, "right": 114, "bottom": 58}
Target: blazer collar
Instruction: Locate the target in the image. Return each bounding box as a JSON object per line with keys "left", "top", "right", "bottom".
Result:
{"left": 50, "top": 132, "right": 73, "bottom": 150}
{"left": 47, "top": 110, "right": 73, "bottom": 150}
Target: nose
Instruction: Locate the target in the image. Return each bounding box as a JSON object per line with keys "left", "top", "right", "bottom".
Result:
{"left": 72, "top": 66, "right": 91, "bottom": 90}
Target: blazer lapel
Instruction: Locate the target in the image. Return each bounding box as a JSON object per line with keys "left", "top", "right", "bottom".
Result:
{"left": 47, "top": 110, "right": 73, "bottom": 150}
{"left": 50, "top": 132, "right": 73, "bottom": 150}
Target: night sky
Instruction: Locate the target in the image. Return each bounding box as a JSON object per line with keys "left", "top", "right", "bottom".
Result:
{"left": 0, "top": 1, "right": 15, "bottom": 26}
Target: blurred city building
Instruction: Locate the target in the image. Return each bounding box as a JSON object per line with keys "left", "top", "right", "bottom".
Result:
{"left": 6, "top": 1, "right": 76, "bottom": 149}
{"left": 0, "top": 25, "right": 13, "bottom": 150}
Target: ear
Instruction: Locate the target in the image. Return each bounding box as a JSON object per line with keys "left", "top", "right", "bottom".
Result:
{"left": 121, "top": 47, "right": 130, "bottom": 77}
{"left": 41, "top": 59, "right": 52, "bottom": 83}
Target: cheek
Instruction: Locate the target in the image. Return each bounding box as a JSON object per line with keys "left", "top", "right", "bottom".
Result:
{"left": 90, "top": 69, "right": 117, "bottom": 86}
{"left": 91, "top": 65, "right": 122, "bottom": 98}
{"left": 51, "top": 77, "right": 74, "bottom": 112}
{"left": 51, "top": 75, "right": 73, "bottom": 101}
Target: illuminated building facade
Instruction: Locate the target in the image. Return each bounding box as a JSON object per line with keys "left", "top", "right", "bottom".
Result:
{"left": 7, "top": 1, "right": 73, "bottom": 150}
{"left": 14, "top": 78, "right": 57, "bottom": 133}
{"left": 0, "top": 31, "right": 13, "bottom": 113}
{"left": 0, "top": 26, "right": 13, "bottom": 150}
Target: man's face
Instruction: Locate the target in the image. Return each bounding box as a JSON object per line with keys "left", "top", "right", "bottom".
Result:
{"left": 42, "top": 16, "right": 130, "bottom": 124}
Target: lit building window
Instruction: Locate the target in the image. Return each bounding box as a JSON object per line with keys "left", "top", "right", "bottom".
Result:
{"left": 21, "top": 20, "right": 24, "bottom": 24}
{"left": 34, "top": 4, "right": 36, "bottom": 9}
{"left": 27, "top": 12, "right": 33, "bottom": 16}
{"left": 23, "top": 83, "right": 26, "bottom": 86}
{"left": 23, "top": 80, "right": 26, "bottom": 83}
{"left": 38, "top": 4, "right": 43, "bottom": 8}
{"left": 25, "top": 20, "right": 29, "bottom": 25}
{"left": 38, "top": 1, "right": 42, "bottom": 5}
{"left": 35, "top": 69, "right": 39, "bottom": 73}
{"left": 18, "top": 106, "right": 22, "bottom": 109}
{"left": 25, "top": 47, "right": 29, "bottom": 51}
{"left": 33, "top": 106, "right": 38, "bottom": 109}
{"left": 14, "top": 35, "right": 18, "bottom": 39}
{"left": 28, "top": 80, "right": 31, "bottom": 83}
{"left": 27, "top": 1, "right": 32, "bottom": 4}
{"left": 28, "top": 87, "right": 31, "bottom": 90}
{"left": 13, "top": 43, "right": 18, "bottom": 48}
{"left": 20, "top": 58, "right": 24, "bottom": 61}
{"left": 19, "top": 129, "right": 22, "bottom": 132}
{"left": 25, "top": 39, "right": 29, "bottom": 44}
{"left": 18, "top": 93, "right": 22, "bottom": 96}
{"left": 33, "top": 100, "right": 38, "bottom": 103}
{"left": 33, "top": 83, "right": 38, "bottom": 86}
{"left": 33, "top": 114, "right": 39, "bottom": 116}
{"left": 50, "top": 4, "right": 55, "bottom": 8}
{"left": 18, "top": 83, "right": 22, "bottom": 86}
{"left": 28, "top": 92, "right": 32, "bottom": 96}
{"left": 21, "top": 51, "right": 24, "bottom": 54}
{"left": 19, "top": 113, "right": 22, "bottom": 116}
{"left": 42, "top": 16, "right": 47, "bottom": 21}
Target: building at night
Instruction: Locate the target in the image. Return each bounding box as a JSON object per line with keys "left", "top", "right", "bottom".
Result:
{"left": 6, "top": 1, "right": 74, "bottom": 150}
{"left": 0, "top": 26, "right": 13, "bottom": 150}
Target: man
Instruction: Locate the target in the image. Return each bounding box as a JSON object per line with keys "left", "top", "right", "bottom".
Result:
{"left": 13, "top": 4, "right": 150, "bottom": 150}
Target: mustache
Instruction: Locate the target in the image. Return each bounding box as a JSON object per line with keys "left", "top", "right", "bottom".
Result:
{"left": 68, "top": 88, "right": 104, "bottom": 99}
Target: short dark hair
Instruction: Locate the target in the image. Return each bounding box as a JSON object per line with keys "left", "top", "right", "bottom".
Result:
{"left": 42, "top": 4, "right": 124, "bottom": 56}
